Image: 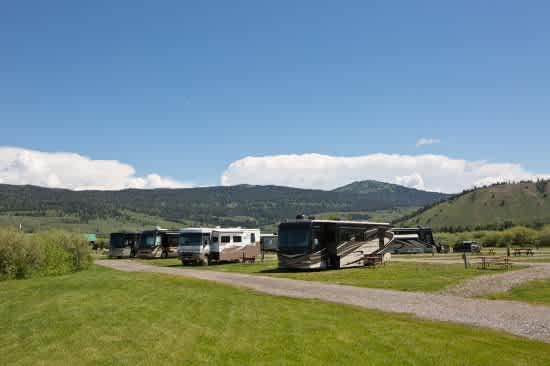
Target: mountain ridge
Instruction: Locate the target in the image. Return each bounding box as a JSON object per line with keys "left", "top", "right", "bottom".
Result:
{"left": 0, "top": 181, "right": 448, "bottom": 230}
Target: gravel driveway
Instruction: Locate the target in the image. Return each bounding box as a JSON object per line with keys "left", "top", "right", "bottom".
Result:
{"left": 96, "top": 259, "right": 550, "bottom": 343}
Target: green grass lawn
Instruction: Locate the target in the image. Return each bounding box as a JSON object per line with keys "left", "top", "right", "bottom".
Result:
{"left": 1, "top": 266, "right": 550, "bottom": 365}
{"left": 484, "top": 279, "right": 550, "bottom": 305}
{"left": 138, "top": 257, "right": 509, "bottom": 292}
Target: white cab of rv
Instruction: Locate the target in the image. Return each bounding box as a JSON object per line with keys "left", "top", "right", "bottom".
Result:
{"left": 178, "top": 228, "right": 213, "bottom": 265}
{"left": 210, "top": 227, "right": 261, "bottom": 263}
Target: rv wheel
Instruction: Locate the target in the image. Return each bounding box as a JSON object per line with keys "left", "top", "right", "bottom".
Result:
{"left": 161, "top": 251, "right": 168, "bottom": 259}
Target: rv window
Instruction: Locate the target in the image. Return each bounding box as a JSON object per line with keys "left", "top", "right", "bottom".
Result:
{"left": 212, "top": 236, "right": 219, "bottom": 243}
{"left": 312, "top": 237, "right": 320, "bottom": 251}
{"left": 250, "top": 233, "right": 255, "bottom": 243}
{"left": 221, "top": 236, "right": 231, "bottom": 243}
{"left": 233, "top": 236, "right": 242, "bottom": 243}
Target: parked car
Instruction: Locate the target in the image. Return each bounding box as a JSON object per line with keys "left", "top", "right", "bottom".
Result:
{"left": 453, "top": 240, "right": 482, "bottom": 253}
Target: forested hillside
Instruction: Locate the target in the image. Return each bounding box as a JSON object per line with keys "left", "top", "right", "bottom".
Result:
{"left": 398, "top": 180, "right": 550, "bottom": 231}
{"left": 0, "top": 181, "right": 447, "bottom": 232}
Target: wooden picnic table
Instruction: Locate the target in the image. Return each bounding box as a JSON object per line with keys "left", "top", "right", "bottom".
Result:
{"left": 480, "top": 248, "right": 496, "bottom": 255}
{"left": 513, "top": 248, "right": 534, "bottom": 256}
{"left": 477, "top": 256, "right": 512, "bottom": 270}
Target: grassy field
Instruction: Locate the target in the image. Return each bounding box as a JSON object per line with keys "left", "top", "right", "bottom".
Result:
{"left": 484, "top": 279, "right": 550, "bottom": 305}
{"left": 139, "top": 257, "right": 510, "bottom": 292}
{"left": 1, "top": 265, "right": 549, "bottom": 365}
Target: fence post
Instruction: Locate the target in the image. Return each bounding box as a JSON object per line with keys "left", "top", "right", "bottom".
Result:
{"left": 462, "top": 252, "right": 469, "bottom": 269}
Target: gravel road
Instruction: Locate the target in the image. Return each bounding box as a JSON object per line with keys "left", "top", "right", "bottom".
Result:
{"left": 96, "top": 259, "right": 550, "bottom": 343}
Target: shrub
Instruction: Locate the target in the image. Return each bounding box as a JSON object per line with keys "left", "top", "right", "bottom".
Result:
{"left": 503, "top": 226, "right": 537, "bottom": 247}
{"left": 535, "top": 227, "right": 550, "bottom": 247}
{"left": 35, "top": 231, "right": 92, "bottom": 273}
{"left": 0, "top": 230, "right": 43, "bottom": 280}
{"left": 481, "top": 231, "right": 501, "bottom": 247}
{"left": 0, "top": 229, "right": 92, "bottom": 280}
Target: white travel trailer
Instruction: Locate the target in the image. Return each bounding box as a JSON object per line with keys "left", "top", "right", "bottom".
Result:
{"left": 178, "top": 228, "right": 213, "bottom": 265}
{"left": 210, "top": 227, "right": 261, "bottom": 263}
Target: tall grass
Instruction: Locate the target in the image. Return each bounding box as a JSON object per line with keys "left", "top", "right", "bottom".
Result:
{"left": 0, "top": 229, "right": 92, "bottom": 280}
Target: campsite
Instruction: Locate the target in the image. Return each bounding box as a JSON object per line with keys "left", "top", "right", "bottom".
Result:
{"left": 3, "top": 1, "right": 550, "bottom": 365}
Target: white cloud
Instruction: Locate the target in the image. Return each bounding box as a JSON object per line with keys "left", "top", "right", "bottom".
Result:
{"left": 416, "top": 138, "right": 441, "bottom": 147}
{"left": 221, "top": 153, "right": 550, "bottom": 193}
{"left": 0, "top": 147, "right": 192, "bottom": 190}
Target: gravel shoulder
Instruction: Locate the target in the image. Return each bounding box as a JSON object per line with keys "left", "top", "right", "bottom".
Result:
{"left": 96, "top": 259, "right": 550, "bottom": 343}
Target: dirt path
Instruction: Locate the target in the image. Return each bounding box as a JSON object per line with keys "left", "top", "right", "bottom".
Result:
{"left": 96, "top": 259, "right": 550, "bottom": 343}
{"left": 441, "top": 264, "right": 550, "bottom": 297}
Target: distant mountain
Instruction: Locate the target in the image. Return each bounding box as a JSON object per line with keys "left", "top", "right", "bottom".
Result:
{"left": 396, "top": 181, "right": 550, "bottom": 231}
{"left": 333, "top": 180, "right": 450, "bottom": 205}
{"left": 0, "top": 181, "right": 448, "bottom": 231}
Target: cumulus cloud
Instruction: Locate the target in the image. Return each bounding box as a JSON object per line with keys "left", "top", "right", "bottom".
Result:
{"left": 221, "top": 153, "right": 550, "bottom": 193}
{"left": 416, "top": 138, "right": 441, "bottom": 147}
{"left": 0, "top": 147, "right": 192, "bottom": 190}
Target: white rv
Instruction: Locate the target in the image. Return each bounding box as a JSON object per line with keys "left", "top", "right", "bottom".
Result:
{"left": 178, "top": 228, "right": 213, "bottom": 265}
{"left": 210, "top": 227, "right": 261, "bottom": 263}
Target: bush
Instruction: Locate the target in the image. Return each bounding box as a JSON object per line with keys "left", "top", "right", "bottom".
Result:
{"left": 501, "top": 226, "right": 537, "bottom": 247}
{"left": 0, "top": 229, "right": 92, "bottom": 280}
{"left": 481, "top": 231, "right": 501, "bottom": 247}
{"left": 0, "top": 230, "right": 43, "bottom": 280}
{"left": 535, "top": 227, "right": 550, "bottom": 247}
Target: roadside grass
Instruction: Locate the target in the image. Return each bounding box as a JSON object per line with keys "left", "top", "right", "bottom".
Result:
{"left": 484, "top": 279, "right": 550, "bottom": 305}
{"left": 1, "top": 265, "right": 549, "bottom": 366}
{"left": 138, "top": 258, "right": 510, "bottom": 292}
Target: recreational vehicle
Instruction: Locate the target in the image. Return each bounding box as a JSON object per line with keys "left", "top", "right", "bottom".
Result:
{"left": 210, "top": 227, "right": 261, "bottom": 263}
{"left": 136, "top": 228, "right": 180, "bottom": 258}
{"left": 109, "top": 232, "right": 140, "bottom": 258}
{"left": 178, "top": 228, "right": 213, "bottom": 265}
{"left": 277, "top": 216, "right": 392, "bottom": 270}
{"left": 381, "top": 227, "right": 438, "bottom": 254}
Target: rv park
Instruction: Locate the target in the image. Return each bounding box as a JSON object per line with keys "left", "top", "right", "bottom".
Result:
{"left": 3, "top": 201, "right": 550, "bottom": 365}
{"left": 3, "top": 2, "right": 550, "bottom": 365}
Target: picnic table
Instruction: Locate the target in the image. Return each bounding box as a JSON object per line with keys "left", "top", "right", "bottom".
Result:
{"left": 513, "top": 248, "right": 534, "bottom": 256}
{"left": 477, "top": 256, "right": 512, "bottom": 270}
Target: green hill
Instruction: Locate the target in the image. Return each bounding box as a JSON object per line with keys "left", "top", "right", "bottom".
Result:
{"left": 333, "top": 180, "right": 450, "bottom": 204}
{"left": 397, "top": 181, "right": 550, "bottom": 231}
{"left": 0, "top": 182, "right": 447, "bottom": 233}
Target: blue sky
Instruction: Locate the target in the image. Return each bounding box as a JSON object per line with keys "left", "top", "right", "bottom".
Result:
{"left": 1, "top": 1, "right": 549, "bottom": 192}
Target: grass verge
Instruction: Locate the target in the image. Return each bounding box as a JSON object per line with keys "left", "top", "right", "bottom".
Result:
{"left": 484, "top": 279, "right": 550, "bottom": 305}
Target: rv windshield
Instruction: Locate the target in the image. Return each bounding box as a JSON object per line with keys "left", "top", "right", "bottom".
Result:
{"left": 278, "top": 223, "right": 311, "bottom": 253}
{"left": 110, "top": 234, "right": 126, "bottom": 248}
{"left": 179, "top": 233, "right": 202, "bottom": 246}
{"left": 140, "top": 234, "right": 158, "bottom": 248}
